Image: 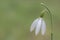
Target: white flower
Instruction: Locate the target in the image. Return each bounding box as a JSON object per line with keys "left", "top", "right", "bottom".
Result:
{"left": 30, "top": 17, "right": 46, "bottom": 36}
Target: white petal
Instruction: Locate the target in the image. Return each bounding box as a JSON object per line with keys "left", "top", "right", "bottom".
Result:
{"left": 30, "top": 18, "right": 39, "bottom": 32}
{"left": 41, "top": 19, "right": 46, "bottom": 35}
{"left": 35, "top": 18, "right": 42, "bottom": 36}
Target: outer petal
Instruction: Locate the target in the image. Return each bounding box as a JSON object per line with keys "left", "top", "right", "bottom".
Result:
{"left": 30, "top": 18, "right": 39, "bottom": 32}
{"left": 41, "top": 19, "right": 46, "bottom": 35}
{"left": 35, "top": 18, "right": 42, "bottom": 36}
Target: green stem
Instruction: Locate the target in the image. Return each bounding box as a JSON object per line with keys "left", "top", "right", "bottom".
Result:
{"left": 41, "top": 3, "right": 53, "bottom": 40}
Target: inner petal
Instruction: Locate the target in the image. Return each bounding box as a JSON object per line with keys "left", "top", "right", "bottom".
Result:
{"left": 35, "top": 18, "right": 42, "bottom": 36}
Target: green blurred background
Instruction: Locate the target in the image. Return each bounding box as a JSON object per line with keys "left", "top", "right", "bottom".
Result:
{"left": 0, "top": 0, "right": 60, "bottom": 40}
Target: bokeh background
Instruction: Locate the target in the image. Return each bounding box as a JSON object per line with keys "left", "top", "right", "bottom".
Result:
{"left": 0, "top": 0, "right": 60, "bottom": 40}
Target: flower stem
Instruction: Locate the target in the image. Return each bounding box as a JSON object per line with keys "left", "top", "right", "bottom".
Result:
{"left": 41, "top": 3, "right": 53, "bottom": 40}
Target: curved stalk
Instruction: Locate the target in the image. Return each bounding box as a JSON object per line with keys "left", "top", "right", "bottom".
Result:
{"left": 41, "top": 3, "right": 53, "bottom": 40}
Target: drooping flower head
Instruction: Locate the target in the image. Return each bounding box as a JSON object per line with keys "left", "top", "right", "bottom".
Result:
{"left": 30, "top": 17, "right": 46, "bottom": 36}
{"left": 30, "top": 3, "right": 46, "bottom": 36}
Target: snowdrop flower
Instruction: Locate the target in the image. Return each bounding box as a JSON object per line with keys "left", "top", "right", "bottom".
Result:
{"left": 30, "top": 17, "right": 46, "bottom": 36}
{"left": 30, "top": 3, "right": 53, "bottom": 40}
